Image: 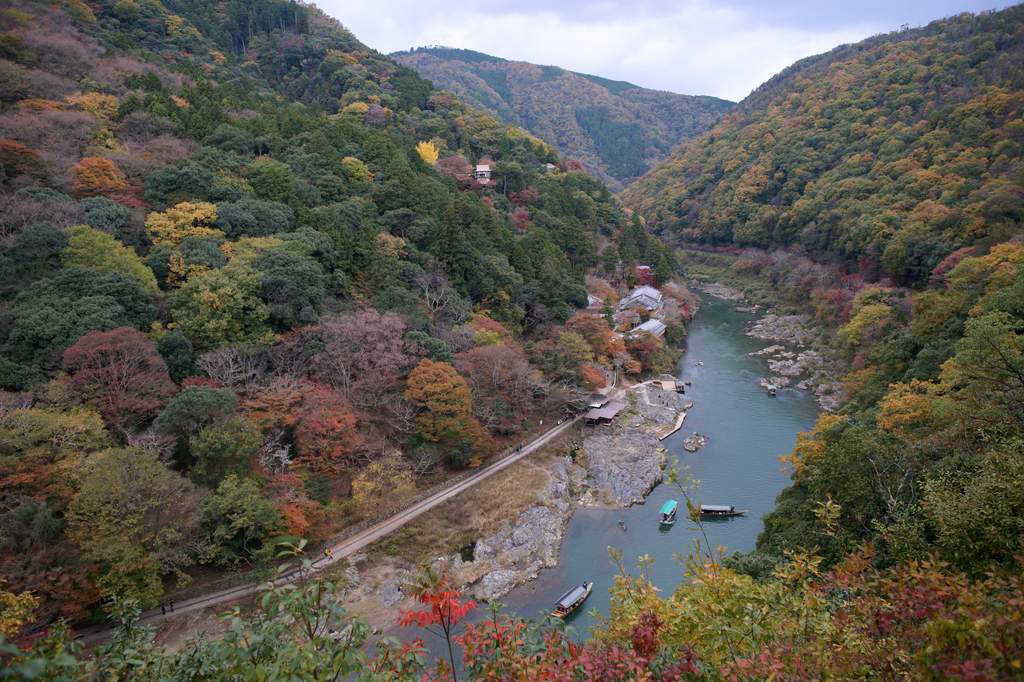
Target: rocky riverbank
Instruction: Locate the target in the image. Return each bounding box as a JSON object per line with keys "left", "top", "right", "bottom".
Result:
{"left": 355, "top": 385, "right": 686, "bottom": 610}
{"left": 746, "top": 314, "right": 844, "bottom": 412}
{"left": 695, "top": 281, "right": 844, "bottom": 412}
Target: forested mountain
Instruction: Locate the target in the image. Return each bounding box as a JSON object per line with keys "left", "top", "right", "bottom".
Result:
{"left": 0, "top": 0, "right": 680, "bottom": 630}
{"left": 621, "top": 8, "right": 1023, "bottom": 287}
{"left": 393, "top": 47, "right": 734, "bottom": 190}
{"left": 620, "top": 2, "right": 1024, "bottom": 569}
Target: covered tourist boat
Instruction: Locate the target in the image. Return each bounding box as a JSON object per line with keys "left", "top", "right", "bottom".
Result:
{"left": 659, "top": 499, "right": 678, "bottom": 526}
{"left": 699, "top": 504, "right": 747, "bottom": 518}
{"left": 551, "top": 582, "right": 593, "bottom": 618}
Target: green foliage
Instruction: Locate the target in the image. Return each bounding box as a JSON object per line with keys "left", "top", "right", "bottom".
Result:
{"left": 170, "top": 265, "right": 272, "bottom": 350}
{"left": 0, "top": 223, "right": 66, "bottom": 285}
{"left": 6, "top": 267, "right": 155, "bottom": 370}
{"left": 189, "top": 418, "right": 261, "bottom": 488}
{"left": 61, "top": 225, "right": 159, "bottom": 293}
{"left": 156, "top": 329, "right": 195, "bottom": 383}
{"left": 199, "top": 475, "right": 281, "bottom": 566}
{"left": 623, "top": 7, "right": 1024, "bottom": 285}
{"left": 153, "top": 386, "right": 238, "bottom": 439}
{"left": 67, "top": 448, "right": 200, "bottom": 605}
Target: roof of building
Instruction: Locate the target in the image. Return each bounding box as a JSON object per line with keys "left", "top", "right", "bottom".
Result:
{"left": 587, "top": 294, "right": 603, "bottom": 307}
{"left": 618, "top": 285, "right": 663, "bottom": 311}
{"left": 475, "top": 164, "right": 491, "bottom": 172}
{"left": 585, "top": 400, "right": 626, "bottom": 421}
{"left": 631, "top": 319, "right": 667, "bottom": 336}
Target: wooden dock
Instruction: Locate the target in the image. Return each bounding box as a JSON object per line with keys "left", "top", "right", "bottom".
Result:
{"left": 659, "top": 409, "right": 688, "bottom": 441}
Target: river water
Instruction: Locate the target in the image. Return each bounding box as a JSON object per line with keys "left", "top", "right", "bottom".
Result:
{"left": 497, "top": 293, "right": 820, "bottom": 635}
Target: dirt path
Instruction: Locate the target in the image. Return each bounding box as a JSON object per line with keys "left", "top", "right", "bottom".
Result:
{"left": 74, "top": 416, "right": 582, "bottom": 645}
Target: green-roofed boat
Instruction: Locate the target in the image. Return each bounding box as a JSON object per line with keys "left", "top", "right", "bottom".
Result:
{"left": 659, "top": 499, "right": 678, "bottom": 526}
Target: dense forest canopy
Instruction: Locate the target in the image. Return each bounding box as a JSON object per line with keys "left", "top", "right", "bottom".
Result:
{"left": 2, "top": 1, "right": 1024, "bottom": 678}
{"left": 393, "top": 47, "right": 734, "bottom": 190}
{"left": 0, "top": 0, "right": 681, "bottom": 631}
{"left": 622, "top": 7, "right": 1024, "bottom": 287}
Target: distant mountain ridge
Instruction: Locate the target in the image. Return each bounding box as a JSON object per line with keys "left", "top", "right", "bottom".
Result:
{"left": 393, "top": 47, "right": 734, "bottom": 190}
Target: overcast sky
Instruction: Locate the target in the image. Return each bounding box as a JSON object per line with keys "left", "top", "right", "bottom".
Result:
{"left": 323, "top": 0, "right": 1017, "bottom": 101}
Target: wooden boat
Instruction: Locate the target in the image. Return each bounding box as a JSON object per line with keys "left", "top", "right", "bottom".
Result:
{"left": 551, "top": 582, "right": 593, "bottom": 618}
{"left": 659, "top": 499, "right": 678, "bottom": 526}
{"left": 699, "top": 504, "right": 747, "bottom": 518}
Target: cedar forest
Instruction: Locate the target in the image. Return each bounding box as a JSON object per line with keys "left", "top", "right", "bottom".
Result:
{"left": 1, "top": 1, "right": 1023, "bottom": 680}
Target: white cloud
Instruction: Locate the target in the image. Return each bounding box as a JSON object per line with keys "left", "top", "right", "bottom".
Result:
{"left": 322, "top": 0, "right": 883, "bottom": 100}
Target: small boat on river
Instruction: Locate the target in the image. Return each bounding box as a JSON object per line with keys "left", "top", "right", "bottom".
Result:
{"left": 552, "top": 582, "right": 593, "bottom": 618}
{"left": 699, "top": 504, "right": 747, "bottom": 518}
{"left": 659, "top": 499, "right": 678, "bottom": 526}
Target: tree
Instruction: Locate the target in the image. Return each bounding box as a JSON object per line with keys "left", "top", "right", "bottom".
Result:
{"left": 189, "top": 418, "right": 262, "bottom": 488}
{"left": 170, "top": 265, "right": 271, "bottom": 351}
{"left": 0, "top": 222, "right": 66, "bottom": 284}
{"left": 144, "top": 202, "right": 221, "bottom": 248}
{"left": 455, "top": 344, "right": 539, "bottom": 434}
{"left": 351, "top": 450, "right": 416, "bottom": 517}
{"left": 157, "top": 329, "right": 195, "bottom": 383}
{"left": 292, "top": 385, "right": 361, "bottom": 474}
{"left": 252, "top": 248, "right": 326, "bottom": 329}
{"left": 70, "top": 157, "right": 129, "bottom": 199}
{"left": 153, "top": 386, "right": 237, "bottom": 440}
{"left": 62, "top": 327, "right": 176, "bottom": 432}
{"left": 199, "top": 475, "right": 281, "bottom": 566}
{"left": 310, "top": 310, "right": 412, "bottom": 408}
{"left": 415, "top": 140, "right": 439, "bottom": 165}
{"left": 404, "top": 359, "right": 486, "bottom": 466}
{"left": 7, "top": 268, "right": 156, "bottom": 369}
{"left": 61, "top": 225, "right": 158, "bottom": 293}
{"left": 67, "top": 448, "right": 201, "bottom": 605}
{"left": 399, "top": 566, "right": 476, "bottom": 681}
{"left": 246, "top": 156, "right": 299, "bottom": 204}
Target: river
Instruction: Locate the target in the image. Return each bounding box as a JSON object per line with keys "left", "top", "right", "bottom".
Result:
{"left": 497, "top": 292, "right": 820, "bottom": 635}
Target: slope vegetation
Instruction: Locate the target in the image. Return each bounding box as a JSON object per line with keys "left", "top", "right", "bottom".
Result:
{"left": 622, "top": 8, "right": 1024, "bottom": 287}
{"left": 0, "top": 0, "right": 679, "bottom": 628}
{"left": 393, "top": 47, "right": 733, "bottom": 190}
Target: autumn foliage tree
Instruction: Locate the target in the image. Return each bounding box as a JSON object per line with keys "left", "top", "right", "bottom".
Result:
{"left": 70, "top": 156, "right": 130, "bottom": 199}
{"left": 404, "top": 359, "right": 487, "bottom": 467}
{"left": 292, "top": 384, "right": 362, "bottom": 474}
{"left": 62, "top": 327, "right": 177, "bottom": 433}
{"left": 400, "top": 567, "right": 477, "bottom": 681}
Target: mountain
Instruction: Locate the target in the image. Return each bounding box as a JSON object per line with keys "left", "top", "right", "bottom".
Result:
{"left": 0, "top": 0, "right": 680, "bottom": 630}
{"left": 623, "top": 3, "right": 1024, "bottom": 604}
{"left": 621, "top": 7, "right": 1024, "bottom": 287}
{"left": 392, "top": 47, "right": 734, "bottom": 190}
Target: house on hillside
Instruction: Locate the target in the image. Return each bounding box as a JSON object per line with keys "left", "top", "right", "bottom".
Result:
{"left": 587, "top": 293, "right": 603, "bottom": 309}
{"left": 628, "top": 318, "right": 666, "bottom": 339}
{"left": 635, "top": 265, "right": 655, "bottom": 286}
{"left": 618, "top": 285, "right": 663, "bottom": 313}
{"left": 474, "top": 163, "right": 492, "bottom": 185}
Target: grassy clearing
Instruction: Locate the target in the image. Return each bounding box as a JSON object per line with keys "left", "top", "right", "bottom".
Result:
{"left": 355, "top": 427, "right": 579, "bottom": 570}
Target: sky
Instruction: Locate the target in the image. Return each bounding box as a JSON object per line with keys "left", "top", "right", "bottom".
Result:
{"left": 323, "top": 0, "right": 1018, "bottom": 101}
